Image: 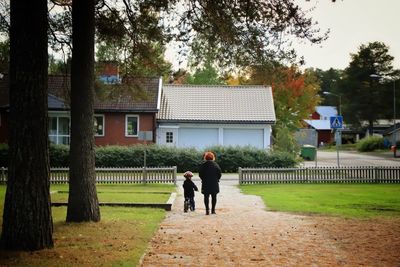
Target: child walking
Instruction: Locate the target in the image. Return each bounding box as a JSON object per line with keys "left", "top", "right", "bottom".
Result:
{"left": 183, "top": 171, "right": 198, "bottom": 212}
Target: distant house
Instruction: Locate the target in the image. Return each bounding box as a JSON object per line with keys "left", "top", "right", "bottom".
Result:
{"left": 310, "top": 106, "right": 338, "bottom": 120}
{"left": 156, "top": 84, "right": 276, "bottom": 149}
{"left": 382, "top": 123, "right": 400, "bottom": 145}
{"left": 303, "top": 106, "right": 338, "bottom": 145}
{"left": 0, "top": 75, "right": 161, "bottom": 146}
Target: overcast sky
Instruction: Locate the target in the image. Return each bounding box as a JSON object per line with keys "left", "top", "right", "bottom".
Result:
{"left": 166, "top": 0, "right": 400, "bottom": 71}
{"left": 293, "top": 0, "right": 400, "bottom": 70}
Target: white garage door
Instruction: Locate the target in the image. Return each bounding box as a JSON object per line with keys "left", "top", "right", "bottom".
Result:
{"left": 223, "top": 128, "right": 264, "bottom": 148}
{"left": 178, "top": 128, "right": 219, "bottom": 149}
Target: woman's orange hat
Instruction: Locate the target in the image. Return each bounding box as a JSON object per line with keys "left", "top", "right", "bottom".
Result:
{"left": 203, "top": 151, "right": 215, "bottom": 161}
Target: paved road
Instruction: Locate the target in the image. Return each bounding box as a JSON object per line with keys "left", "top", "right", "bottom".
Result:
{"left": 302, "top": 150, "right": 400, "bottom": 167}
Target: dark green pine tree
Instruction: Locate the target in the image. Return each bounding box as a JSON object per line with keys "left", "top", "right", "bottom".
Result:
{"left": 339, "top": 41, "right": 396, "bottom": 133}
{"left": 66, "top": 0, "right": 100, "bottom": 222}
{"left": 1, "top": 0, "right": 53, "bottom": 250}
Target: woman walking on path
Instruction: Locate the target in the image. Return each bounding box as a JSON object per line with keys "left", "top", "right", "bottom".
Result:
{"left": 199, "top": 151, "right": 222, "bottom": 215}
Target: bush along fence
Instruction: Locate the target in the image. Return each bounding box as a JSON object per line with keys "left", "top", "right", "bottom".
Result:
{"left": 239, "top": 166, "right": 400, "bottom": 184}
{"left": 0, "top": 144, "right": 298, "bottom": 173}
{"left": 0, "top": 166, "right": 177, "bottom": 184}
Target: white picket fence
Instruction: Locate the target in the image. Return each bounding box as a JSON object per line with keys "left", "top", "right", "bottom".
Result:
{"left": 0, "top": 166, "right": 177, "bottom": 184}
{"left": 239, "top": 166, "right": 400, "bottom": 184}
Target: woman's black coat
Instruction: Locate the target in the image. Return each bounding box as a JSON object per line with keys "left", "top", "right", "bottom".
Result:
{"left": 199, "top": 160, "right": 222, "bottom": 194}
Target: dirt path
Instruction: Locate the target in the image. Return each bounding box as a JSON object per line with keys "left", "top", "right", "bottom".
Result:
{"left": 140, "top": 180, "right": 400, "bottom": 266}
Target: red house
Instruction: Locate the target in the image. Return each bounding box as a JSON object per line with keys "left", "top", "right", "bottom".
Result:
{"left": 303, "top": 106, "right": 338, "bottom": 145}
{"left": 0, "top": 75, "right": 161, "bottom": 146}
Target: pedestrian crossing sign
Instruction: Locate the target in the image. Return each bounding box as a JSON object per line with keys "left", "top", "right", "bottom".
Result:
{"left": 330, "top": 116, "right": 343, "bottom": 129}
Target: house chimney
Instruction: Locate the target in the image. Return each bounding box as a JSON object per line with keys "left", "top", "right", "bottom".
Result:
{"left": 98, "top": 61, "right": 121, "bottom": 84}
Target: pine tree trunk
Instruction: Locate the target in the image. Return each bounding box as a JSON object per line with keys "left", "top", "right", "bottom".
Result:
{"left": 1, "top": 0, "right": 53, "bottom": 250}
{"left": 66, "top": 0, "right": 100, "bottom": 222}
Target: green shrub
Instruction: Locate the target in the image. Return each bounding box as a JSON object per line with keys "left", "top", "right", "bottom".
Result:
{"left": 96, "top": 145, "right": 144, "bottom": 167}
{"left": 356, "top": 136, "right": 385, "bottom": 152}
{"left": 0, "top": 144, "right": 298, "bottom": 172}
{"left": 205, "top": 145, "right": 298, "bottom": 172}
{"left": 273, "top": 125, "right": 300, "bottom": 154}
{"left": 0, "top": 144, "right": 70, "bottom": 167}
{"left": 49, "top": 144, "right": 70, "bottom": 167}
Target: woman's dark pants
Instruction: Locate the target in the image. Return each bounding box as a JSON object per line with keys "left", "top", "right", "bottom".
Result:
{"left": 204, "top": 193, "right": 217, "bottom": 212}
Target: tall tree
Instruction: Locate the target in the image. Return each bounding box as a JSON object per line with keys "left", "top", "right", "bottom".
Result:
{"left": 340, "top": 41, "right": 397, "bottom": 134}
{"left": 66, "top": 0, "right": 100, "bottom": 222}
{"left": 1, "top": 0, "right": 53, "bottom": 250}
{"left": 248, "top": 65, "right": 321, "bottom": 152}
{"left": 48, "top": 54, "right": 71, "bottom": 75}
{"left": 313, "top": 68, "right": 343, "bottom": 106}
{"left": 185, "top": 59, "right": 225, "bottom": 85}
{"left": 46, "top": 0, "right": 328, "bottom": 71}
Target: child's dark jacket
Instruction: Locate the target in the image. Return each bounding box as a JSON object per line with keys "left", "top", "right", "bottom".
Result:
{"left": 183, "top": 179, "right": 198, "bottom": 198}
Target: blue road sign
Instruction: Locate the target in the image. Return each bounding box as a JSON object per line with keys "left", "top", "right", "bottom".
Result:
{"left": 330, "top": 116, "right": 343, "bottom": 129}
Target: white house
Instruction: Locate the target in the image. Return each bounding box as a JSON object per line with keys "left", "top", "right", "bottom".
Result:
{"left": 156, "top": 84, "right": 276, "bottom": 149}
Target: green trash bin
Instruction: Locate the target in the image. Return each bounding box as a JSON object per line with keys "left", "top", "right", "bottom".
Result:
{"left": 301, "top": 145, "right": 316, "bottom": 161}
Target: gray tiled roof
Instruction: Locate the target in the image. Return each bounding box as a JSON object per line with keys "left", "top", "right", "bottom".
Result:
{"left": 48, "top": 94, "right": 68, "bottom": 110}
{"left": 157, "top": 84, "right": 276, "bottom": 123}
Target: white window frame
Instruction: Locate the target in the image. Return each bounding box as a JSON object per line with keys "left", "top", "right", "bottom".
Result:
{"left": 48, "top": 114, "right": 70, "bottom": 145}
{"left": 166, "top": 131, "right": 173, "bottom": 143}
{"left": 94, "top": 114, "right": 105, "bottom": 137}
{"left": 125, "top": 114, "right": 139, "bottom": 137}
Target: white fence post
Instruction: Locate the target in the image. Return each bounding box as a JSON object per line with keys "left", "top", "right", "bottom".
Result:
{"left": 143, "top": 167, "right": 147, "bottom": 184}
{"left": 238, "top": 166, "right": 400, "bottom": 184}
{"left": 173, "top": 166, "right": 177, "bottom": 185}
{"left": 37, "top": 167, "right": 176, "bottom": 184}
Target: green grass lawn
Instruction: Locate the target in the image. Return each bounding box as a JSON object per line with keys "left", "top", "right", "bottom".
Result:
{"left": 240, "top": 184, "right": 400, "bottom": 218}
{"left": 0, "top": 184, "right": 175, "bottom": 266}
{"left": 50, "top": 184, "right": 175, "bottom": 203}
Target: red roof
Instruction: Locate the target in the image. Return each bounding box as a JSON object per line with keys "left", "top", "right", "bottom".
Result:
{"left": 0, "top": 75, "right": 161, "bottom": 112}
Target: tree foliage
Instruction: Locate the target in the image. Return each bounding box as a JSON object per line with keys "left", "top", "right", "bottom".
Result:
{"left": 0, "top": 38, "right": 9, "bottom": 74}
{"left": 48, "top": 54, "right": 70, "bottom": 75}
{"left": 0, "top": 1, "right": 9, "bottom": 34}
{"left": 48, "top": 0, "right": 172, "bottom": 77}
{"left": 248, "top": 64, "right": 321, "bottom": 152}
{"left": 185, "top": 59, "right": 225, "bottom": 85}
{"left": 44, "top": 0, "right": 327, "bottom": 73}
{"left": 250, "top": 65, "right": 320, "bottom": 128}
{"left": 339, "top": 41, "right": 398, "bottom": 133}
{"left": 313, "top": 68, "right": 343, "bottom": 106}
{"left": 182, "top": 1, "right": 327, "bottom": 69}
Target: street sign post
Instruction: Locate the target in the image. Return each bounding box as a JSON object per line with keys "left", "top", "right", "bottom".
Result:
{"left": 330, "top": 116, "right": 343, "bottom": 129}
{"left": 330, "top": 116, "right": 343, "bottom": 167}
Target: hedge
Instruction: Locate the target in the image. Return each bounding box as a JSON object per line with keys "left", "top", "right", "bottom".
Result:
{"left": 0, "top": 144, "right": 298, "bottom": 172}
{"left": 356, "top": 136, "right": 385, "bottom": 152}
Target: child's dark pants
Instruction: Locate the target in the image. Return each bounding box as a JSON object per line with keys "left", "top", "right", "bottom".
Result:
{"left": 185, "top": 196, "right": 195, "bottom": 211}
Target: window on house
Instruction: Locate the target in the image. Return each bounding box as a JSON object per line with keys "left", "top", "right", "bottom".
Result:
{"left": 49, "top": 116, "right": 70, "bottom": 145}
{"left": 166, "top": 131, "right": 173, "bottom": 143}
{"left": 125, "top": 115, "right": 139, "bottom": 137}
{"left": 94, "top": 115, "right": 105, "bottom": 136}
